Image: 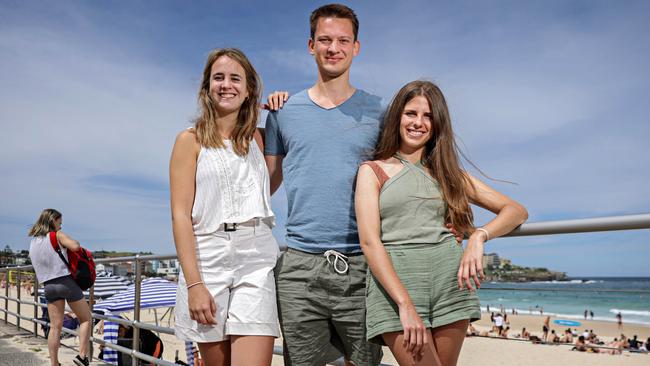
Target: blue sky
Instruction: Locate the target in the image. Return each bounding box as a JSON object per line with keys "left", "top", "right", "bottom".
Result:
{"left": 1, "top": 0, "right": 648, "bottom": 276}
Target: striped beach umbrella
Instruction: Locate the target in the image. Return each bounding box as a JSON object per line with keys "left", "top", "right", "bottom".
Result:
{"left": 91, "top": 274, "right": 132, "bottom": 298}
{"left": 95, "top": 278, "right": 177, "bottom": 364}
{"left": 93, "top": 277, "right": 177, "bottom": 313}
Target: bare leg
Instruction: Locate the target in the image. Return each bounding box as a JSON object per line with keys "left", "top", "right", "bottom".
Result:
{"left": 230, "top": 335, "right": 274, "bottom": 366}
{"left": 431, "top": 320, "right": 469, "bottom": 366}
{"left": 47, "top": 300, "right": 65, "bottom": 366}
{"left": 198, "top": 340, "right": 230, "bottom": 366}
{"left": 68, "top": 298, "right": 92, "bottom": 358}
{"left": 382, "top": 330, "right": 441, "bottom": 366}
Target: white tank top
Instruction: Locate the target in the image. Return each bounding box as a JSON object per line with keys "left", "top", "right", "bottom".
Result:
{"left": 29, "top": 234, "right": 70, "bottom": 283}
{"left": 192, "top": 138, "right": 274, "bottom": 235}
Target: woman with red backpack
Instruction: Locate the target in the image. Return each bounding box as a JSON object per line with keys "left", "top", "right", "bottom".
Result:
{"left": 28, "top": 208, "right": 91, "bottom": 366}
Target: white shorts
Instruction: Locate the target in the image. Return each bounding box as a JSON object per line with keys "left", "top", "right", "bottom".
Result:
{"left": 175, "top": 218, "right": 280, "bottom": 342}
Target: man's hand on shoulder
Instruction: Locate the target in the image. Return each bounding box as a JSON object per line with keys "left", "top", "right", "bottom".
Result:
{"left": 262, "top": 91, "right": 289, "bottom": 111}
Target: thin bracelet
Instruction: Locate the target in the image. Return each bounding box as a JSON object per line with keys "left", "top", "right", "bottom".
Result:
{"left": 475, "top": 228, "right": 490, "bottom": 242}
{"left": 186, "top": 281, "right": 204, "bottom": 290}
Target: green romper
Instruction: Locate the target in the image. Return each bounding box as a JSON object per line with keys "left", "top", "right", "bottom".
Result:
{"left": 363, "top": 155, "right": 481, "bottom": 344}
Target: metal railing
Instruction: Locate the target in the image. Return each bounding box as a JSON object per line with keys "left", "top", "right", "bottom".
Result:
{"left": 0, "top": 212, "right": 649, "bottom": 365}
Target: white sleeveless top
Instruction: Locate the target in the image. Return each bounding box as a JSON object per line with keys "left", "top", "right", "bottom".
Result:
{"left": 29, "top": 235, "right": 70, "bottom": 283}
{"left": 192, "top": 138, "right": 274, "bottom": 235}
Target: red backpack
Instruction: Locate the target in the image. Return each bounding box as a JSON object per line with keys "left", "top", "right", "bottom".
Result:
{"left": 49, "top": 232, "right": 96, "bottom": 290}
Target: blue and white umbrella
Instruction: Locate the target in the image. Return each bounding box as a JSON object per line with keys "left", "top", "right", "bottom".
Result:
{"left": 90, "top": 274, "right": 132, "bottom": 298}
{"left": 93, "top": 277, "right": 177, "bottom": 313}
{"left": 94, "top": 278, "right": 178, "bottom": 364}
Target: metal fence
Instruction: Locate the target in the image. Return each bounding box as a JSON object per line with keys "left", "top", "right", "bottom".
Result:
{"left": 1, "top": 212, "right": 649, "bottom": 365}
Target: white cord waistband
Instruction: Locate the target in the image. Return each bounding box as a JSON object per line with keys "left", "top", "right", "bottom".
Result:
{"left": 324, "top": 250, "right": 349, "bottom": 274}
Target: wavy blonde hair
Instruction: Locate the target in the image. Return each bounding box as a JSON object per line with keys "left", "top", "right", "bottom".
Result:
{"left": 28, "top": 208, "right": 61, "bottom": 237}
{"left": 194, "top": 48, "right": 261, "bottom": 156}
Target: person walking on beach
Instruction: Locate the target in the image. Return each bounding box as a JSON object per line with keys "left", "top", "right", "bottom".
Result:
{"left": 170, "top": 48, "right": 279, "bottom": 365}
{"left": 542, "top": 316, "right": 550, "bottom": 342}
{"left": 589, "top": 310, "right": 594, "bottom": 320}
{"left": 264, "top": 4, "right": 386, "bottom": 365}
{"left": 355, "top": 81, "right": 528, "bottom": 365}
{"left": 616, "top": 312, "right": 623, "bottom": 329}
{"left": 28, "top": 209, "right": 91, "bottom": 366}
{"left": 584, "top": 309, "right": 588, "bottom": 319}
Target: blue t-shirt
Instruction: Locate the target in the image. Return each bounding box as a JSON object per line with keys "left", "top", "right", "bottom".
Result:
{"left": 265, "top": 89, "right": 385, "bottom": 254}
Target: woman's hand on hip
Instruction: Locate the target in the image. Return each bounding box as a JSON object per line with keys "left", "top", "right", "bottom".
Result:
{"left": 457, "top": 233, "right": 486, "bottom": 291}
{"left": 188, "top": 284, "right": 217, "bottom": 325}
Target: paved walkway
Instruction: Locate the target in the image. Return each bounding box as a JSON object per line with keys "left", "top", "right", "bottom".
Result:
{"left": 0, "top": 320, "right": 106, "bottom": 365}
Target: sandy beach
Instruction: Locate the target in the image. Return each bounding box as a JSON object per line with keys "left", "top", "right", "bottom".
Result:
{"left": 473, "top": 312, "right": 649, "bottom": 340}
{"left": 1, "top": 285, "right": 648, "bottom": 365}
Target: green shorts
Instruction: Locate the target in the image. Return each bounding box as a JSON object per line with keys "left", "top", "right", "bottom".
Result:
{"left": 365, "top": 238, "right": 481, "bottom": 344}
{"left": 275, "top": 248, "right": 383, "bottom": 366}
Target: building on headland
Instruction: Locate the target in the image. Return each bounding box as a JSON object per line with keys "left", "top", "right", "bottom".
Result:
{"left": 482, "top": 252, "right": 566, "bottom": 282}
{"left": 483, "top": 253, "right": 501, "bottom": 269}
{"left": 499, "top": 258, "right": 512, "bottom": 269}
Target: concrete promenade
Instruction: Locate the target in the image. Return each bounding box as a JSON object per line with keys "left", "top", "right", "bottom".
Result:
{"left": 0, "top": 319, "right": 106, "bottom": 365}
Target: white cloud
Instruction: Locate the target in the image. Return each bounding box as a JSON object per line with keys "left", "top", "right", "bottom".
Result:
{"left": 0, "top": 19, "right": 196, "bottom": 251}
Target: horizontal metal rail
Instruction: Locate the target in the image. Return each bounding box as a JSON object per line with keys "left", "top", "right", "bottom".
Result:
{"left": 30, "top": 318, "right": 178, "bottom": 366}
{"left": 1, "top": 212, "right": 648, "bottom": 365}
{"left": 0, "top": 213, "right": 647, "bottom": 274}
{"left": 92, "top": 312, "right": 176, "bottom": 335}
{"left": 503, "top": 213, "right": 650, "bottom": 237}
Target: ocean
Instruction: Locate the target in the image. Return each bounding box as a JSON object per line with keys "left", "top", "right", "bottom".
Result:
{"left": 477, "top": 277, "right": 650, "bottom": 326}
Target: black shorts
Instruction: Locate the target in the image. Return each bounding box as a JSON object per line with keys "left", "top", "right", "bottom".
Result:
{"left": 44, "top": 275, "right": 84, "bottom": 303}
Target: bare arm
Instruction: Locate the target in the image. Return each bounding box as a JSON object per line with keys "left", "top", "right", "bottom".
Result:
{"left": 467, "top": 174, "right": 528, "bottom": 239}
{"left": 56, "top": 231, "right": 80, "bottom": 252}
{"left": 254, "top": 128, "right": 265, "bottom": 152}
{"left": 457, "top": 174, "right": 529, "bottom": 290}
{"left": 170, "top": 129, "right": 216, "bottom": 325}
{"left": 265, "top": 154, "right": 284, "bottom": 195}
{"left": 355, "top": 164, "right": 427, "bottom": 356}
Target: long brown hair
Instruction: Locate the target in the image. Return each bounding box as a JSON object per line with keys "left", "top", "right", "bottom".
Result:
{"left": 194, "top": 48, "right": 261, "bottom": 156}
{"left": 374, "top": 80, "right": 475, "bottom": 235}
{"left": 28, "top": 208, "right": 62, "bottom": 237}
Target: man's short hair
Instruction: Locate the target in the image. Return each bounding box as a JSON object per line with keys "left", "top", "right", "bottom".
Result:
{"left": 310, "top": 3, "right": 359, "bottom": 40}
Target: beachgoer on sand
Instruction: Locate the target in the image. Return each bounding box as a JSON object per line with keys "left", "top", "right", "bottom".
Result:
{"left": 28, "top": 209, "right": 91, "bottom": 366}
{"left": 493, "top": 313, "right": 504, "bottom": 334}
{"left": 560, "top": 329, "right": 573, "bottom": 343}
{"left": 355, "top": 81, "right": 528, "bottom": 365}
{"left": 170, "top": 48, "right": 279, "bottom": 365}
{"left": 542, "top": 316, "right": 550, "bottom": 342}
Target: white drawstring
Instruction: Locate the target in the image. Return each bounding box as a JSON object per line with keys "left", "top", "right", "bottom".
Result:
{"left": 324, "top": 250, "right": 349, "bottom": 274}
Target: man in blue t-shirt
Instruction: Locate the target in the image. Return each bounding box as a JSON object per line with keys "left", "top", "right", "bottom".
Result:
{"left": 264, "top": 4, "right": 384, "bottom": 366}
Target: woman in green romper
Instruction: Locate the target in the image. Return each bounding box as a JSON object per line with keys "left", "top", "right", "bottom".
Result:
{"left": 355, "top": 80, "right": 528, "bottom": 366}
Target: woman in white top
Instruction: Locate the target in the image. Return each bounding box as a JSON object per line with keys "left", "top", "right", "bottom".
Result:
{"left": 28, "top": 208, "right": 91, "bottom": 366}
{"left": 170, "top": 48, "right": 279, "bottom": 366}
